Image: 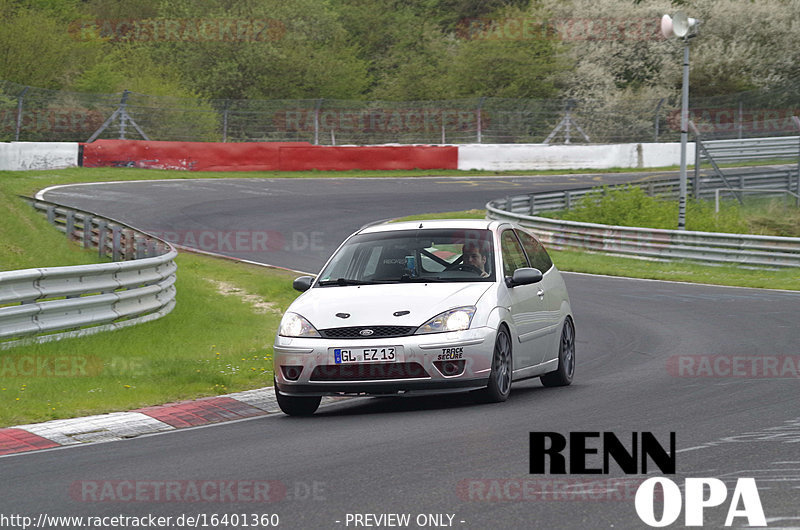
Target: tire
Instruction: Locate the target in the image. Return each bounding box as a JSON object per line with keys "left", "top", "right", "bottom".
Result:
{"left": 482, "top": 326, "right": 513, "bottom": 402}
{"left": 275, "top": 381, "right": 321, "bottom": 416}
{"left": 541, "top": 317, "right": 575, "bottom": 387}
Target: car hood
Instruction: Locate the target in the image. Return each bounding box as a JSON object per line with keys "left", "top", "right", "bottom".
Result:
{"left": 289, "top": 282, "right": 494, "bottom": 329}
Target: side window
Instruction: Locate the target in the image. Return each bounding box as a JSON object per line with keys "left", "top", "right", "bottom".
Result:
{"left": 501, "top": 230, "right": 528, "bottom": 276}
{"left": 516, "top": 229, "right": 553, "bottom": 272}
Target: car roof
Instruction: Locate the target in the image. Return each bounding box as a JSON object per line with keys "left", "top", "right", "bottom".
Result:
{"left": 359, "top": 219, "right": 504, "bottom": 234}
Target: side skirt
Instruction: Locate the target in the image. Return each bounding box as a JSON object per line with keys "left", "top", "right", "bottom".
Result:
{"left": 512, "top": 359, "right": 558, "bottom": 382}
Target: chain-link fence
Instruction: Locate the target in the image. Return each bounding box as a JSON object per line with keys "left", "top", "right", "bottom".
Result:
{"left": 1, "top": 79, "right": 797, "bottom": 144}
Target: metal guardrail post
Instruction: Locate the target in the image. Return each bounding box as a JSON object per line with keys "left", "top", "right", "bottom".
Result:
{"left": 82, "top": 216, "right": 92, "bottom": 248}
{"left": 65, "top": 210, "right": 75, "bottom": 240}
{"left": 112, "top": 226, "right": 122, "bottom": 261}
{"left": 565, "top": 191, "right": 572, "bottom": 210}
{"left": 46, "top": 205, "right": 55, "bottom": 225}
{"left": 135, "top": 236, "right": 144, "bottom": 259}
{"left": 97, "top": 220, "right": 108, "bottom": 258}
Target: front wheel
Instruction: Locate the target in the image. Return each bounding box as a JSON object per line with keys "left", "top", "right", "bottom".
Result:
{"left": 275, "top": 381, "right": 321, "bottom": 416}
{"left": 482, "top": 327, "right": 512, "bottom": 402}
{"left": 541, "top": 317, "right": 575, "bottom": 387}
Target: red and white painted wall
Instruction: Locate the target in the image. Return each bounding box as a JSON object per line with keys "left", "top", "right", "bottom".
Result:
{"left": 0, "top": 139, "right": 695, "bottom": 172}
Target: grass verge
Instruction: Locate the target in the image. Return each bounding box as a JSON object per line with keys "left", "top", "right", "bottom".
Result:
{"left": 393, "top": 209, "right": 800, "bottom": 291}
{"left": 539, "top": 185, "right": 800, "bottom": 237}
{"left": 0, "top": 251, "right": 299, "bottom": 427}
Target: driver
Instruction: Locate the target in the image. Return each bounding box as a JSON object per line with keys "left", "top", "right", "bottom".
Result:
{"left": 462, "top": 241, "right": 490, "bottom": 277}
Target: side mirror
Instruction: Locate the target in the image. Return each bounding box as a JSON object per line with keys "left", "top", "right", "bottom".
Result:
{"left": 292, "top": 276, "right": 315, "bottom": 292}
{"left": 505, "top": 267, "right": 543, "bottom": 288}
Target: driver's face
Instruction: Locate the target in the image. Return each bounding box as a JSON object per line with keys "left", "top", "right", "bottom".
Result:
{"left": 464, "top": 248, "right": 486, "bottom": 272}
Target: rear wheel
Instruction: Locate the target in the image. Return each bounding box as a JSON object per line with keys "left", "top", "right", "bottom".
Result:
{"left": 483, "top": 327, "right": 512, "bottom": 402}
{"left": 541, "top": 317, "right": 575, "bottom": 387}
{"left": 275, "top": 380, "right": 321, "bottom": 416}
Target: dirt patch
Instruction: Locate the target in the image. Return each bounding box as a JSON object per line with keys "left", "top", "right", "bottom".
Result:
{"left": 206, "top": 279, "right": 281, "bottom": 315}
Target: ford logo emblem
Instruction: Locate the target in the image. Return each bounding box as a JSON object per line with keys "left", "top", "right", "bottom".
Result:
{"left": 359, "top": 329, "right": 374, "bottom": 336}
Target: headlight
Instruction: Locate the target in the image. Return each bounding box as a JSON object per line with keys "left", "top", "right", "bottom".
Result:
{"left": 415, "top": 306, "right": 476, "bottom": 335}
{"left": 279, "top": 312, "right": 321, "bottom": 338}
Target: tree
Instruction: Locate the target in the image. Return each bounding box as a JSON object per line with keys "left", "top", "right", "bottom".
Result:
{"left": 0, "top": 0, "right": 102, "bottom": 88}
{"left": 144, "top": 0, "right": 370, "bottom": 99}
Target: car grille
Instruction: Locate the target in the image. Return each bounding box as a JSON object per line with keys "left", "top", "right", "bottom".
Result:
{"left": 310, "top": 362, "right": 429, "bottom": 381}
{"left": 318, "top": 326, "right": 416, "bottom": 339}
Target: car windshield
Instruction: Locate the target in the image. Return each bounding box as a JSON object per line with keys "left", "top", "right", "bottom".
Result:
{"left": 317, "top": 228, "right": 495, "bottom": 285}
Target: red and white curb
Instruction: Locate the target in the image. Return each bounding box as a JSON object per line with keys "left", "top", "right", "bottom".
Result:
{"left": 0, "top": 388, "right": 338, "bottom": 457}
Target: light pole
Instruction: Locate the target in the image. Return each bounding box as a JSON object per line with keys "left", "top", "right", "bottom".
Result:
{"left": 662, "top": 13, "right": 699, "bottom": 230}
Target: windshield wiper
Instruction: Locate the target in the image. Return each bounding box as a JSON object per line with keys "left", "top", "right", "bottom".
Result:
{"left": 398, "top": 275, "right": 446, "bottom": 282}
{"left": 318, "top": 278, "right": 380, "bottom": 286}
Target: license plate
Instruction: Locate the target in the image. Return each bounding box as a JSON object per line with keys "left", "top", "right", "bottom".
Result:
{"left": 332, "top": 347, "right": 402, "bottom": 364}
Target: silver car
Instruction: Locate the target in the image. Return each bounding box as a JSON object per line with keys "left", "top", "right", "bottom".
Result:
{"left": 273, "top": 219, "right": 575, "bottom": 415}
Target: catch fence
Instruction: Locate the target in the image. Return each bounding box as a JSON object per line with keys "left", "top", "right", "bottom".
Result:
{"left": 2, "top": 79, "right": 798, "bottom": 145}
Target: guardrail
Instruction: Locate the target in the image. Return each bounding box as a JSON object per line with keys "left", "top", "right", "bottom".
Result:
{"left": 502, "top": 166, "right": 799, "bottom": 216}
{"left": 487, "top": 170, "right": 800, "bottom": 268}
{"left": 487, "top": 204, "right": 800, "bottom": 268}
{"left": 0, "top": 199, "right": 177, "bottom": 348}
{"left": 692, "top": 120, "right": 800, "bottom": 199}
{"left": 697, "top": 136, "right": 800, "bottom": 165}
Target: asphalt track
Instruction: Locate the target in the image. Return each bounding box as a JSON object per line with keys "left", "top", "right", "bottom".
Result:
{"left": 2, "top": 173, "right": 799, "bottom": 529}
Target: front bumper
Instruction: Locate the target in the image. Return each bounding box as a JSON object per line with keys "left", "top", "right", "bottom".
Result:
{"left": 273, "top": 327, "right": 495, "bottom": 396}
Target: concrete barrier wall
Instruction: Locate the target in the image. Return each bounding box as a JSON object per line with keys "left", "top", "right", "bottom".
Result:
{"left": 640, "top": 142, "right": 695, "bottom": 168}
{"left": 458, "top": 142, "right": 696, "bottom": 171}
{"left": 278, "top": 145, "right": 458, "bottom": 171}
{"left": 0, "top": 142, "right": 79, "bottom": 171}
{"left": 3, "top": 140, "right": 695, "bottom": 172}
{"left": 82, "top": 140, "right": 312, "bottom": 171}
{"left": 82, "top": 140, "right": 458, "bottom": 171}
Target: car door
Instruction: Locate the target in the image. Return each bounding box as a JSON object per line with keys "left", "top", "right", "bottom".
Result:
{"left": 515, "top": 228, "right": 564, "bottom": 364}
{"left": 500, "top": 229, "right": 548, "bottom": 369}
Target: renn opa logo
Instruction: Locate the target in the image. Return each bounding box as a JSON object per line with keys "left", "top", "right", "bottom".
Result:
{"left": 529, "top": 432, "right": 766, "bottom": 527}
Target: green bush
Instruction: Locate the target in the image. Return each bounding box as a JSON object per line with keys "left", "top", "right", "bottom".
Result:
{"left": 545, "top": 185, "right": 752, "bottom": 234}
